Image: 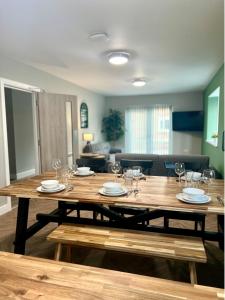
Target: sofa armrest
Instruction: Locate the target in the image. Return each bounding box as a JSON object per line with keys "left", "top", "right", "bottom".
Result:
{"left": 110, "top": 148, "right": 122, "bottom": 154}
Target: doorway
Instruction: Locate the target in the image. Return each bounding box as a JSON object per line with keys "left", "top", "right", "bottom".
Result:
{"left": 0, "top": 79, "right": 41, "bottom": 214}
{"left": 5, "top": 88, "right": 37, "bottom": 182}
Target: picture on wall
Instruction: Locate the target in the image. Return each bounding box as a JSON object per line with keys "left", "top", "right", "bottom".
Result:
{"left": 80, "top": 102, "right": 88, "bottom": 128}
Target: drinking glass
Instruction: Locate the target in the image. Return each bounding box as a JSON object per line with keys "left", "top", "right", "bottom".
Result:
{"left": 175, "top": 162, "right": 185, "bottom": 183}
{"left": 123, "top": 168, "right": 133, "bottom": 192}
{"left": 203, "top": 169, "right": 215, "bottom": 195}
{"left": 184, "top": 170, "right": 193, "bottom": 187}
{"left": 111, "top": 162, "right": 121, "bottom": 181}
{"left": 132, "top": 166, "right": 142, "bottom": 193}
{"left": 52, "top": 158, "right": 62, "bottom": 179}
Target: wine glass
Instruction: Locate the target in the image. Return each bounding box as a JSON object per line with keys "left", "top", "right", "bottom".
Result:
{"left": 175, "top": 162, "right": 185, "bottom": 183}
{"left": 203, "top": 169, "right": 215, "bottom": 195}
{"left": 132, "top": 166, "right": 142, "bottom": 193}
{"left": 62, "top": 165, "right": 74, "bottom": 189}
{"left": 52, "top": 158, "right": 62, "bottom": 179}
{"left": 71, "top": 163, "right": 78, "bottom": 174}
{"left": 111, "top": 162, "right": 121, "bottom": 181}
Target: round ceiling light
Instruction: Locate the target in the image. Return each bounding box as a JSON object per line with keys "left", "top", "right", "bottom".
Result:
{"left": 108, "top": 52, "right": 130, "bottom": 65}
{"left": 132, "top": 78, "right": 147, "bottom": 87}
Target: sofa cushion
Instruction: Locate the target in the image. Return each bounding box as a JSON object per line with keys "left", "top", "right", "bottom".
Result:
{"left": 115, "top": 153, "right": 210, "bottom": 177}
{"left": 91, "top": 142, "right": 111, "bottom": 154}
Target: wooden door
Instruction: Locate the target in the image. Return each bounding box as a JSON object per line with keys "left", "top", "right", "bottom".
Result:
{"left": 38, "top": 92, "right": 78, "bottom": 172}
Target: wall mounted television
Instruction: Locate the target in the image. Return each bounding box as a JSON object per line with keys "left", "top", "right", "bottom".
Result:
{"left": 172, "top": 111, "right": 204, "bottom": 131}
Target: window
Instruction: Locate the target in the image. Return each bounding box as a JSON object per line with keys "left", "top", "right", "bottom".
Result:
{"left": 206, "top": 87, "right": 220, "bottom": 147}
{"left": 125, "top": 105, "right": 171, "bottom": 154}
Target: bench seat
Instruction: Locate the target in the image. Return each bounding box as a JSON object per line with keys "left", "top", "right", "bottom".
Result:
{"left": 47, "top": 224, "right": 207, "bottom": 284}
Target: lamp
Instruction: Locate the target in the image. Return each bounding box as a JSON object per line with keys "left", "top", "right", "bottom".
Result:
{"left": 83, "top": 133, "right": 94, "bottom": 153}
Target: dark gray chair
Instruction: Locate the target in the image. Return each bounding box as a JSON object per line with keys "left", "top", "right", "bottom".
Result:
{"left": 76, "top": 158, "right": 106, "bottom": 173}
{"left": 163, "top": 160, "right": 206, "bottom": 232}
{"left": 164, "top": 161, "right": 204, "bottom": 177}
{"left": 110, "top": 159, "right": 153, "bottom": 225}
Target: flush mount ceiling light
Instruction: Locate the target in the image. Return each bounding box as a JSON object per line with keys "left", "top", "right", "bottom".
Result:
{"left": 108, "top": 51, "right": 130, "bottom": 65}
{"left": 132, "top": 78, "right": 147, "bottom": 87}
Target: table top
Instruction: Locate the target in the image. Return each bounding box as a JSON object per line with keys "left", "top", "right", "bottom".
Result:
{"left": 0, "top": 251, "right": 223, "bottom": 300}
{"left": 0, "top": 172, "right": 224, "bottom": 214}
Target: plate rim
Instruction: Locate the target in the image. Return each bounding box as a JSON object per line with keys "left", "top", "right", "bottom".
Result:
{"left": 99, "top": 187, "right": 128, "bottom": 196}
{"left": 176, "top": 193, "right": 211, "bottom": 204}
{"left": 74, "top": 171, "right": 94, "bottom": 176}
{"left": 37, "top": 184, "right": 65, "bottom": 193}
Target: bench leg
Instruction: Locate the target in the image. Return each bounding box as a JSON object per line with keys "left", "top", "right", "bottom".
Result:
{"left": 66, "top": 245, "right": 72, "bottom": 262}
{"left": 54, "top": 243, "right": 62, "bottom": 261}
{"left": 164, "top": 217, "right": 169, "bottom": 229}
{"left": 189, "top": 262, "right": 197, "bottom": 284}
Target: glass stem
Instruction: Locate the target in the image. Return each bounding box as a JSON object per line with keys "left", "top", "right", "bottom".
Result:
{"left": 56, "top": 169, "right": 58, "bottom": 180}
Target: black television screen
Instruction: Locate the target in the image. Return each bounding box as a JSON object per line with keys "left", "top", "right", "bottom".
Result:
{"left": 172, "top": 111, "right": 203, "bottom": 131}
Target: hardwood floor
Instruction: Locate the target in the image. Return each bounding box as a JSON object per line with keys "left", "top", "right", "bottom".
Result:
{"left": 0, "top": 198, "right": 223, "bottom": 288}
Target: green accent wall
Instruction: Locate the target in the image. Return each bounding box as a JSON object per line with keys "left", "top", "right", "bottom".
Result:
{"left": 202, "top": 65, "right": 224, "bottom": 177}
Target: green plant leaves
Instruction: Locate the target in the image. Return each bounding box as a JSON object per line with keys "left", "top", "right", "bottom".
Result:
{"left": 102, "top": 109, "right": 124, "bottom": 141}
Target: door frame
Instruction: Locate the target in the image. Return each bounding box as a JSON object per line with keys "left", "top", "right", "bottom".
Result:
{"left": 0, "top": 78, "right": 41, "bottom": 215}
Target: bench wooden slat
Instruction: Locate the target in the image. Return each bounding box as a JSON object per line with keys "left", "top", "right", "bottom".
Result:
{"left": 0, "top": 252, "right": 223, "bottom": 300}
{"left": 47, "top": 224, "right": 207, "bottom": 263}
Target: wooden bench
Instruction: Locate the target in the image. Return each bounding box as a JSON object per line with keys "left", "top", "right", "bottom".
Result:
{"left": 0, "top": 251, "right": 223, "bottom": 300}
{"left": 47, "top": 224, "right": 207, "bottom": 284}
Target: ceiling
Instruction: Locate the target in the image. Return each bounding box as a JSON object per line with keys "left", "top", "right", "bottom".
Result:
{"left": 0, "top": 0, "right": 223, "bottom": 96}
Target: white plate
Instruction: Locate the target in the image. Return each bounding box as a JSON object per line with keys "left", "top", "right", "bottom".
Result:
{"left": 74, "top": 171, "right": 95, "bottom": 176}
{"left": 37, "top": 184, "right": 65, "bottom": 193}
{"left": 176, "top": 193, "right": 211, "bottom": 204}
{"left": 103, "top": 188, "right": 124, "bottom": 195}
{"left": 99, "top": 187, "right": 128, "bottom": 197}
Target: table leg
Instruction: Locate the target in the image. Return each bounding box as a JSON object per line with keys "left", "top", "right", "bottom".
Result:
{"left": 14, "top": 198, "right": 30, "bottom": 254}
{"left": 217, "top": 215, "right": 224, "bottom": 250}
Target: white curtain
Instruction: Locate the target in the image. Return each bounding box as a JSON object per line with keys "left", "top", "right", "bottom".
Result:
{"left": 125, "top": 105, "right": 172, "bottom": 154}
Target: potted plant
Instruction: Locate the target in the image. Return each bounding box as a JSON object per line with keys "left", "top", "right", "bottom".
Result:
{"left": 102, "top": 109, "right": 124, "bottom": 143}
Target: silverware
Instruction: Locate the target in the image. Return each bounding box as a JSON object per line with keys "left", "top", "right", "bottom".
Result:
{"left": 134, "top": 189, "right": 139, "bottom": 197}
{"left": 126, "top": 190, "right": 133, "bottom": 197}
{"left": 65, "top": 185, "right": 74, "bottom": 192}
{"left": 217, "top": 195, "right": 224, "bottom": 206}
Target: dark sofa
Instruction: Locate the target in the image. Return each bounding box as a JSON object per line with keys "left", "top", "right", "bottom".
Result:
{"left": 115, "top": 153, "right": 210, "bottom": 176}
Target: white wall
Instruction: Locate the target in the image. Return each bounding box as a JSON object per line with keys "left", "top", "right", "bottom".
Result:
{"left": 105, "top": 92, "right": 203, "bottom": 154}
{"left": 77, "top": 97, "right": 105, "bottom": 154}
{"left": 0, "top": 54, "right": 105, "bottom": 155}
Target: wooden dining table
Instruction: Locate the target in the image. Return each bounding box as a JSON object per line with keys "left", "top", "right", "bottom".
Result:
{"left": 0, "top": 172, "right": 224, "bottom": 254}
{"left": 0, "top": 251, "right": 224, "bottom": 299}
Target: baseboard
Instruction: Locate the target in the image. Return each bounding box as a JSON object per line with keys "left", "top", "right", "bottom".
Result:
{"left": 0, "top": 199, "right": 11, "bottom": 215}
{"left": 17, "top": 168, "right": 35, "bottom": 180}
